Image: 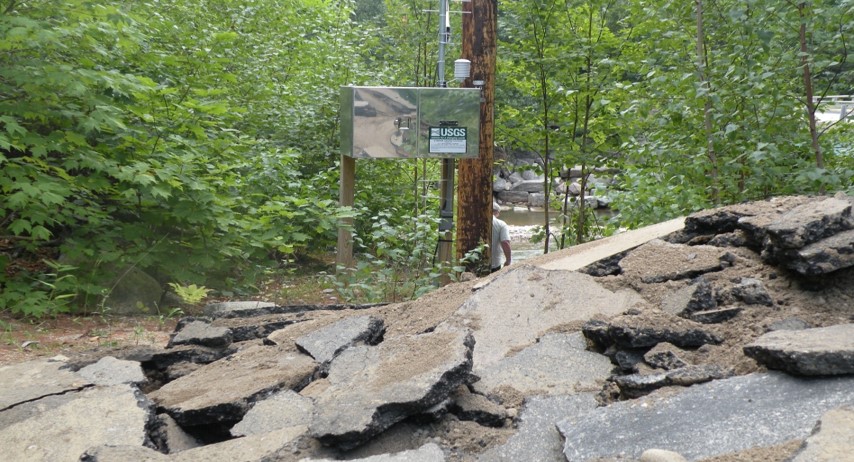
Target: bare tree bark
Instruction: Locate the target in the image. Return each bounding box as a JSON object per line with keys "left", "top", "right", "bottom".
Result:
{"left": 456, "top": 0, "right": 497, "bottom": 265}
{"left": 798, "top": 2, "right": 825, "bottom": 182}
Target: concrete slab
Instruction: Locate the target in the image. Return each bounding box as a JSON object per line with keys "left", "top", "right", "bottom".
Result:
{"left": 295, "top": 315, "right": 384, "bottom": 364}
{"left": 308, "top": 326, "right": 474, "bottom": 450}
{"left": 790, "top": 406, "right": 854, "bottom": 462}
{"left": 557, "top": 372, "right": 854, "bottom": 461}
{"left": 743, "top": 323, "right": 854, "bottom": 376}
{"left": 458, "top": 265, "right": 643, "bottom": 372}
{"left": 308, "top": 442, "right": 446, "bottom": 462}
{"left": 149, "top": 344, "right": 316, "bottom": 426}
{"left": 534, "top": 217, "right": 685, "bottom": 271}
{"left": 0, "top": 357, "right": 90, "bottom": 409}
{"left": 83, "top": 425, "right": 308, "bottom": 462}
{"left": 77, "top": 356, "right": 146, "bottom": 386}
{"left": 0, "top": 385, "right": 152, "bottom": 462}
{"left": 478, "top": 394, "right": 598, "bottom": 462}
{"left": 231, "top": 389, "right": 314, "bottom": 437}
{"left": 204, "top": 300, "right": 276, "bottom": 317}
{"left": 472, "top": 333, "right": 613, "bottom": 397}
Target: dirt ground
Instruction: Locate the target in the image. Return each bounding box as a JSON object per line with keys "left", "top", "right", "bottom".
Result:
{"left": 0, "top": 314, "right": 176, "bottom": 365}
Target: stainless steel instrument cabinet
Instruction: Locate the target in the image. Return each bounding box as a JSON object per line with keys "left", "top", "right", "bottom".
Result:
{"left": 340, "top": 86, "right": 481, "bottom": 159}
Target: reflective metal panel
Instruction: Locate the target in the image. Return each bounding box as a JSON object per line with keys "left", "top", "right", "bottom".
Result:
{"left": 340, "top": 86, "right": 480, "bottom": 159}
{"left": 418, "top": 88, "right": 480, "bottom": 158}
{"left": 341, "top": 87, "right": 417, "bottom": 158}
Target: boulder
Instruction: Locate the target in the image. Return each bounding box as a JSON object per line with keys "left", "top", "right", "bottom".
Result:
{"left": 102, "top": 266, "right": 163, "bottom": 315}
{"left": 527, "top": 192, "right": 545, "bottom": 208}
{"left": 520, "top": 170, "right": 542, "bottom": 181}
{"left": 510, "top": 179, "right": 544, "bottom": 193}
{"left": 495, "top": 190, "right": 530, "bottom": 204}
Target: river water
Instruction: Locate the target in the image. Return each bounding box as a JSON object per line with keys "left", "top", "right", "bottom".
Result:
{"left": 499, "top": 209, "right": 562, "bottom": 263}
{"left": 499, "top": 208, "right": 615, "bottom": 263}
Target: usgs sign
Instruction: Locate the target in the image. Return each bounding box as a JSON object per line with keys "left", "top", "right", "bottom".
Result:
{"left": 340, "top": 86, "right": 481, "bottom": 159}
{"left": 429, "top": 126, "right": 468, "bottom": 154}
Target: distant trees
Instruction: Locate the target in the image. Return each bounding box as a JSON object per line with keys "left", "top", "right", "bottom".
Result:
{"left": 496, "top": 0, "right": 854, "bottom": 234}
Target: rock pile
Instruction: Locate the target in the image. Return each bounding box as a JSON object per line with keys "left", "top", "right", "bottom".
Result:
{"left": 493, "top": 158, "right": 616, "bottom": 209}
{"left": 1, "top": 194, "right": 853, "bottom": 462}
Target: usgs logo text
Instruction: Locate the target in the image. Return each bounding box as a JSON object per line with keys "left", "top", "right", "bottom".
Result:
{"left": 434, "top": 128, "right": 466, "bottom": 137}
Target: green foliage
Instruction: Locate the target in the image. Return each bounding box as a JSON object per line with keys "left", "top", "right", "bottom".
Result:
{"left": 612, "top": 0, "right": 854, "bottom": 220}
{"left": 498, "top": 0, "right": 635, "bottom": 249}
{"left": 0, "top": 0, "right": 381, "bottom": 317}
{"left": 0, "top": 261, "right": 78, "bottom": 318}
{"left": 331, "top": 211, "right": 465, "bottom": 303}
{"left": 167, "top": 283, "right": 211, "bottom": 305}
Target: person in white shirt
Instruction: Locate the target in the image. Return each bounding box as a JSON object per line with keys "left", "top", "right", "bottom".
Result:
{"left": 491, "top": 203, "right": 512, "bottom": 272}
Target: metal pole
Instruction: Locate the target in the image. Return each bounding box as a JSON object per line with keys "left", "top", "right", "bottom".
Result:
{"left": 437, "top": 0, "right": 450, "bottom": 88}
{"left": 437, "top": 0, "right": 454, "bottom": 274}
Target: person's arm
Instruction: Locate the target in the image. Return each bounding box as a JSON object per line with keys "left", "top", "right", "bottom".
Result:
{"left": 501, "top": 240, "right": 512, "bottom": 266}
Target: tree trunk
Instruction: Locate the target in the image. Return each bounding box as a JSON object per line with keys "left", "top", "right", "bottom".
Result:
{"left": 798, "top": 2, "right": 824, "bottom": 183}
{"left": 696, "top": 0, "right": 719, "bottom": 203}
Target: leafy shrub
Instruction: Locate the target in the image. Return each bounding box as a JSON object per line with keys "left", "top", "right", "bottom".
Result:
{"left": 330, "top": 211, "right": 466, "bottom": 303}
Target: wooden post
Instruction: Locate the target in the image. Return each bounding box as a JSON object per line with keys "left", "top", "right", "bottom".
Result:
{"left": 456, "top": 0, "right": 497, "bottom": 265}
{"left": 336, "top": 154, "right": 355, "bottom": 270}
